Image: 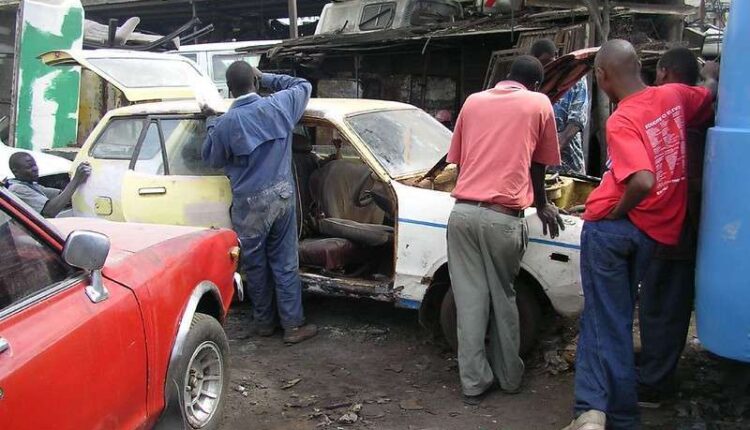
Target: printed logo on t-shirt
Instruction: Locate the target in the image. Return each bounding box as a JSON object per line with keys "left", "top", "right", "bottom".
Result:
{"left": 644, "top": 104, "right": 687, "bottom": 196}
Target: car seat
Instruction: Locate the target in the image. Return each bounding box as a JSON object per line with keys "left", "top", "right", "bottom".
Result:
{"left": 298, "top": 159, "right": 394, "bottom": 271}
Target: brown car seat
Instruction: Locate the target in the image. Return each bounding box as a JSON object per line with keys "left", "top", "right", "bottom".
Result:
{"left": 297, "top": 159, "right": 394, "bottom": 271}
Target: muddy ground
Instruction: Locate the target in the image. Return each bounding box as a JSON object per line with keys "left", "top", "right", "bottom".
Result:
{"left": 220, "top": 296, "right": 749, "bottom": 430}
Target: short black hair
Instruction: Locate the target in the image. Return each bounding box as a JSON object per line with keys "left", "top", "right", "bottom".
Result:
{"left": 508, "top": 55, "right": 545, "bottom": 89}
{"left": 225, "top": 61, "right": 256, "bottom": 95}
{"left": 530, "top": 39, "right": 557, "bottom": 59}
{"left": 8, "top": 152, "right": 32, "bottom": 174}
{"left": 658, "top": 47, "right": 700, "bottom": 85}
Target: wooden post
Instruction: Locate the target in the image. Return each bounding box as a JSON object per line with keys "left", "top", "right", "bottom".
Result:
{"left": 288, "top": 0, "right": 299, "bottom": 39}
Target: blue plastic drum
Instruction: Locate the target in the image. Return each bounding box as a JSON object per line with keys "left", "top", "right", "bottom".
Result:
{"left": 696, "top": 1, "right": 750, "bottom": 363}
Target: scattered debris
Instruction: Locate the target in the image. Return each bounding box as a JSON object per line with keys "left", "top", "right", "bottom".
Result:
{"left": 399, "top": 399, "right": 424, "bottom": 411}
{"left": 385, "top": 364, "right": 403, "bottom": 374}
{"left": 282, "top": 378, "right": 302, "bottom": 390}
{"left": 338, "top": 411, "right": 358, "bottom": 424}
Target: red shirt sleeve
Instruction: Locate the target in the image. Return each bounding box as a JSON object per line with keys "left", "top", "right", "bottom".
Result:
{"left": 607, "top": 116, "right": 654, "bottom": 184}
{"left": 674, "top": 84, "right": 714, "bottom": 128}
{"left": 532, "top": 101, "right": 561, "bottom": 165}
{"left": 447, "top": 111, "right": 464, "bottom": 165}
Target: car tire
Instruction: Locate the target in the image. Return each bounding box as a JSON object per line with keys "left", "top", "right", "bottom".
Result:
{"left": 439, "top": 278, "right": 542, "bottom": 357}
{"left": 176, "top": 312, "right": 230, "bottom": 430}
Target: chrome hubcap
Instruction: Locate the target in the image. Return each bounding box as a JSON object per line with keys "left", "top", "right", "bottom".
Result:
{"left": 183, "top": 341, "right": 223, "bottom": 428}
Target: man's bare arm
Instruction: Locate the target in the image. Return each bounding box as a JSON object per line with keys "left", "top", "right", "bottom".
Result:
{"left": 605, "top": 170, "right": 655, "bottom": 220}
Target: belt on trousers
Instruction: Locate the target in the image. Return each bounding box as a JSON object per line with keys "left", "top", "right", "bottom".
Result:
{"left": 456, "top": 199, "right": 524, "bottom": 218}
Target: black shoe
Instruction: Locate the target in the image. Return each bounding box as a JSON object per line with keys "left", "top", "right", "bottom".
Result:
{"left": 637, "top": 386, "right": 662, "bottom": 409}
{"left": 462, "top": 393, "right": 484, "bottom": 406}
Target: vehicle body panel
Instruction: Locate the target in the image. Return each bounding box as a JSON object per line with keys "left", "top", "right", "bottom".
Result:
{"left": 0, "top": 193, "right": 148, "bottom": 429}
{"left": 50, "top": 217, "right": 237, "bottom": 423}
{"left": 0, "top": 187, "right": 238, "bottom": 428}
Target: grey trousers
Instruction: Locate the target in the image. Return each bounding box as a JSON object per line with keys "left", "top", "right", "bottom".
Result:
{"left": 447, "top": 202, "right": 528, "bottom": 395}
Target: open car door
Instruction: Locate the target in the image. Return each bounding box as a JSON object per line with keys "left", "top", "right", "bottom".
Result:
{"left": 40, "top": 49, "right": 210, "bottom": 102}
{"left": 120, "top": 115, "right": 232, "bottom": 229}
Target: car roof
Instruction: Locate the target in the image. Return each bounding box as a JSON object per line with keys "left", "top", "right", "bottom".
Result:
{"left": 106, "top": 98, "right": 418, "bottom": 120}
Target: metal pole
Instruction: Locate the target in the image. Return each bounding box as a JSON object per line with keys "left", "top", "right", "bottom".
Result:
{"left": 288, "top": 0, "right": 298, "bottom": 39}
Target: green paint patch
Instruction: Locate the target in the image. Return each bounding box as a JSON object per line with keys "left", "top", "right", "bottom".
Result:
{"left": 16, "top": 5, "right": 83, "bottom": 150}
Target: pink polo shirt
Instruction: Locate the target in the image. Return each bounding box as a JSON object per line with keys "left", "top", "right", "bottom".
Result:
{"left": 447, "top": 81, "right": 560, "bottom": 210}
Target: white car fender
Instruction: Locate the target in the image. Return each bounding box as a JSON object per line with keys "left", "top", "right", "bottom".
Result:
{"left": 391, "top": 181, "right": 584, "bottom": 317}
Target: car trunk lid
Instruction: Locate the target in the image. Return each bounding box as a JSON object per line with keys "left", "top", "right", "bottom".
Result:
{"left": 40, "top": 49, "right": 213, "bottom": 103}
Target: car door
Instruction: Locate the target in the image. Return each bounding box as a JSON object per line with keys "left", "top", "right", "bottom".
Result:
{"left": 121, "top": 116, "right": 232, "bottom": 228}
{"left": 0, "top": 198, "right": 148, "bottom": 429}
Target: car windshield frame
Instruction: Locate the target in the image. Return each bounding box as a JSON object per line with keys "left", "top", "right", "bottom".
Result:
{"left": 345, "top": 108, "right": 452, "bottom": 179}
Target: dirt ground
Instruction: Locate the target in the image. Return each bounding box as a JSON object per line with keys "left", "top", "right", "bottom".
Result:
{"left": 219, "top": 296, "right": 749, "bottom": 430}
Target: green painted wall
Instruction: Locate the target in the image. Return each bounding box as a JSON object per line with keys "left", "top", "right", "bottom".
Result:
{"left": 14, "top": 0, "right": 83, "bottom": 150}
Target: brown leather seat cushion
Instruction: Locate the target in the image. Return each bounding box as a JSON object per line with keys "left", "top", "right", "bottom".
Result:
{"left": 298, "top": 238, "right": 362, "bottom": 271}
{"left": 318, "top": 218, "right": 394, "bottom": 247}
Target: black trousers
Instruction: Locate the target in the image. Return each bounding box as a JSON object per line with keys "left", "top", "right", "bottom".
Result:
{"left": 638, "top": 259, "right": 695, "bottom": 393}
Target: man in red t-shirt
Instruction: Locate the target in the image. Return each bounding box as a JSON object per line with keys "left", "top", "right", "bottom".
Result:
{"left": 563, "top": 40, "right": 718, "bottom": 430}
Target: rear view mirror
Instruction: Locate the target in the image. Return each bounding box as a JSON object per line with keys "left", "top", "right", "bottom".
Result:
{"left": 62, "top": 230, "right": 110, "bottom": 303}
{"left": 62, "top": 230, "right": 110, "bottom": 271}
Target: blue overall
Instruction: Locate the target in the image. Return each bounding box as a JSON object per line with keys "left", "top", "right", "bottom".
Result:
{"left": 203, "top": 73, "right": 312, "bottom": 329}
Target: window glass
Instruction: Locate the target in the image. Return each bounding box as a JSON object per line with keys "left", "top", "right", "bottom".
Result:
{"left": 88, "top": 57, "right": 203, "bottom": 88}
{"left": 360, "top": 2, "right": 396, "bottom": 31}
{"left": 0, "top": 210, "right": 75, "bottom": 312}
{"left": 162, "top": 118, "right": 223, "bottom": 176}
{"left": 211, "top": 54, "right": 260, "bottom": 83}
{"left": 91, "top": 118, "right": 145, "bottom": 160}
{"left": 179, "top": 53, "right": 198, "bottom": 63}
{"left": 346, "top": 109, "right": 451, "bottom": 177}
{"left": 134, "top": 122, "right": 165, "bottom": 175}
{"left": 312, "top": 126, "right": 359, "bottom": 161}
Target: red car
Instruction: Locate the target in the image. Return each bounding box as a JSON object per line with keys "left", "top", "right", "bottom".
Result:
{"left": 0, "top": 187, "right": 240, "bottom": 429}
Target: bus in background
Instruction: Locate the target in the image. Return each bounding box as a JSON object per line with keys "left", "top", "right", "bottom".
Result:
{"left": 177, "top": 40, "right": 281, "bottom": 97}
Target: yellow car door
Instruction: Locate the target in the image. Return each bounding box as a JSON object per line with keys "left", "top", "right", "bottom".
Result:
{"left": 121, "top": 116, "right": 232, "bottom": 229}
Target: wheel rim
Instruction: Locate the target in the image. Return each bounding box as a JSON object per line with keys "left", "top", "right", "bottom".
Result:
{"left": 183, "top": 341, "right": 224, "bottom": 428}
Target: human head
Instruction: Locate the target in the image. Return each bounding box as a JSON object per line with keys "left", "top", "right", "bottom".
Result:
{"left": 594, "top": 39, "right": 643, "bottom": 103}
{"left": 656, "top": 47, "right": 700, "bottom": 86}
{"left": 507, "top": 55, "right": 545, "bottom": 91}
{"left": 9, "top": 152, "right": 38, "bottom": 182}
{"left": 225, "top": 61, "right": 260, "bottom": 98}
{"left": 530, "top": 39, "right": 558, "bottom": 66}
{"left": 435, "top": 110, "right": 453, "bottom": 128}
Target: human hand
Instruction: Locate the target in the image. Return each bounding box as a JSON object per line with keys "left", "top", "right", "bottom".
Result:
{"left": 199, "top": 102, "right": 218, "bottom": 117}
{"left": 537, "top": 202, "right": 565, "bottom": 238}
{"left": 73, "top": 162, "right": 91, "bottom": 183}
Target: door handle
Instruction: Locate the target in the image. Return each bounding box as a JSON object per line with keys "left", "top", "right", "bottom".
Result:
{"left": 138, "top": 187, "right": 167, "bottom": 196}
{"left": 0, "top": 337, "right": 9, "bottom": 354}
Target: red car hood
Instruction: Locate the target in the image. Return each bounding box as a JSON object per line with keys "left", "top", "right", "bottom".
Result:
{"left": 49, "top": 217, "right": 213, "bottom": 264}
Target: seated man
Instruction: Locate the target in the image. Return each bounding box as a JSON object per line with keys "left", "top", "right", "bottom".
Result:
{"left": 6, "top": 152, "right": 91, "bottom": 217}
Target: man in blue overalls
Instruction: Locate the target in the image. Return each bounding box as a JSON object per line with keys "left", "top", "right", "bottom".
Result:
{"left": 202, "top": 61, "right": 317, "bottom": 344}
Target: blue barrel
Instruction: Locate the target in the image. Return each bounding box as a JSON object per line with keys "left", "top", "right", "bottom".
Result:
{"left": 696, "top": 2, "right": 750, "bottom": 363}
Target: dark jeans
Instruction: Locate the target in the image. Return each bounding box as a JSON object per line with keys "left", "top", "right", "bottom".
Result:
{"left": 638, "top": 259, "right": 695, "bottom": 393}
{"left": 574, "top": 219, "right": 656, "bottom": 430}
{"left": 232, "top": 181, "right": 304, "bottom": 329}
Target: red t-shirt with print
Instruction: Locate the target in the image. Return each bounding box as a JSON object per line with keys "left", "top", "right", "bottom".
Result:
{"left": 583, "top": 84, "right": 713, "bottom": 245}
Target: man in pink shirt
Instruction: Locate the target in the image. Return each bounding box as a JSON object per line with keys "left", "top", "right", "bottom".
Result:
{"left": 447, "top": 55, "right": 564, "bottom": 405}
